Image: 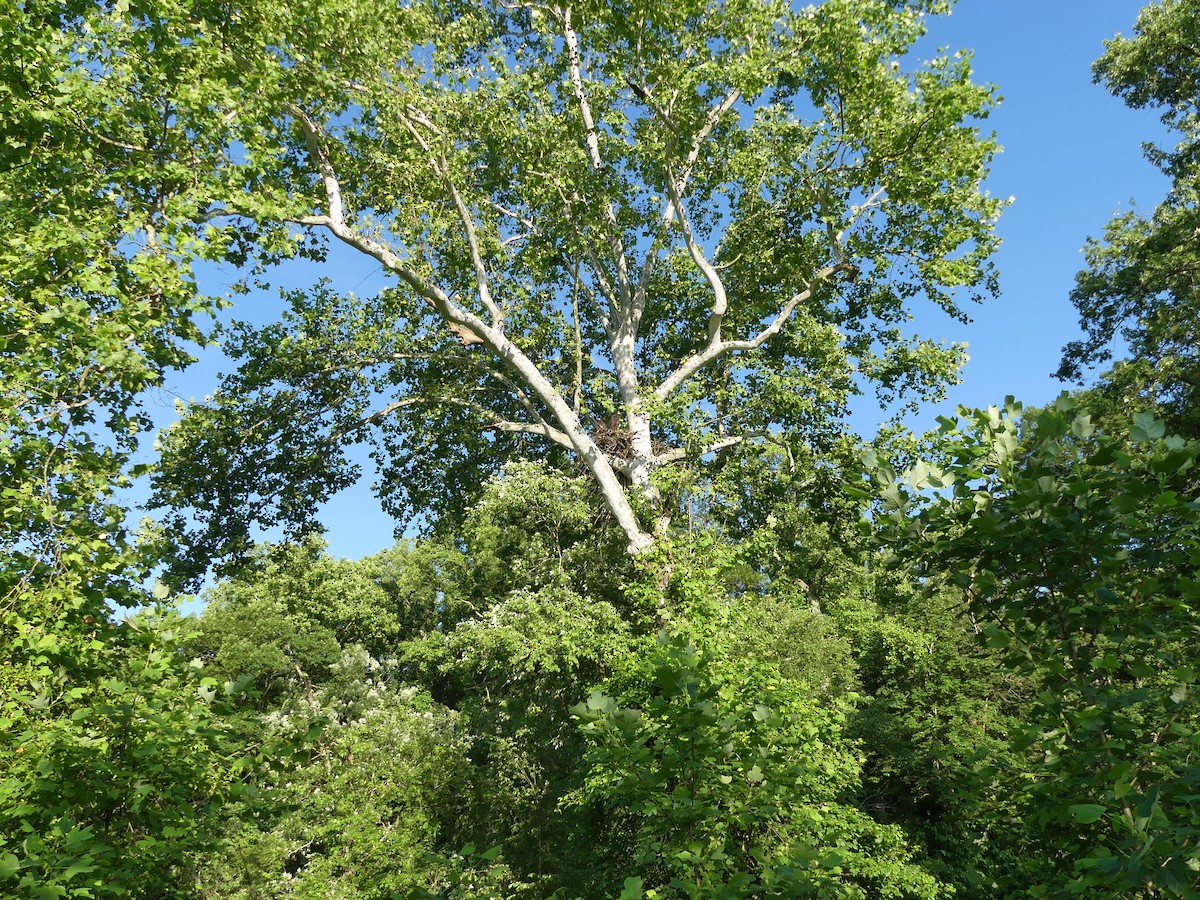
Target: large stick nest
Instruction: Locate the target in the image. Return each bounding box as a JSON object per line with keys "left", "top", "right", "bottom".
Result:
{"left": 593, "top": 416, "right": 636, "bottom": 459}
{"left": 592, "top": 415, "right": 669, "bottom": 460}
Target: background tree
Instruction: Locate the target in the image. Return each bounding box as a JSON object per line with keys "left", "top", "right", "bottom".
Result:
{"left": 181, "top": 469, "right": 642, "bottom": 898}
{"left": 1, "top": 2, "right": 264, "bottom": 894}
{"left": 182, "top": 460, "right": 1031, "bottom": 897}
{"left": 573, "top": 631, "right": 946, "bottom": 899}
{"left": 1058, "top": 0, "right": 1200, "bottom": 438}
{"left": 147, "top": 0, "right": 1003, "bottom": 574}
{"left": 866, "top": 399, "right": 1200, "bottom": 896}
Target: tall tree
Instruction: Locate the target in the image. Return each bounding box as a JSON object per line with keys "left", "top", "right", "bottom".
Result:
{"left": 1058, "top": 0, "right": 1200, "bottom": 437}
{"left": 1, "top": 3, "right": 261, "bottom": 893}
{"left": 147, "top": 0, "right": 1003, "bottom": 573}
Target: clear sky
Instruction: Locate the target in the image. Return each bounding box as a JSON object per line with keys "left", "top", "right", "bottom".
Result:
{"left": 155, "top": 0, "right": 1170, "bottom": 563}
{"left": 900, "top": 1, "right": 1169, "bottom": 418}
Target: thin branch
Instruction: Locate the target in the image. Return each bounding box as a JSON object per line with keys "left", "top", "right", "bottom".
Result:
{"left": 437, "top": 395, "right": 576, "bottom": 452}
{"left": 482, "top": 199, "right": 540, "bottom": 235}
{"left": 561, "top": 5, "right": 633, "bottom": 314}
{"left": 655, "top": 433, "right": 752, "bottom": 465}
{"left": 571, "top": 261, "right": 584, "bottom": 414}
{"left": 441, "top": 154, "right": 503, "bottom": 327}
{"left": 286, "top": 103, "right": 485, "bottom": 346}
{"left": 633, "top": 85, "right": 741, "bottom": 331}
{"left": 556, "top": 188, "right": 618, "bottom": 341}
{"left": 684, "top": 87, "right": 742, "bottom": 179}
{"left": 330, "top": 397, "right": 421, "bottom": 440}
{"left": 197, "top": 206, "right": 240, "bottom": 222}
{"left": 655, "top": 264, "right": 844, "bottom": 399}
{"left": 394, "top": 110, "right": 503, "bottom": 327}
{"left": 491, "top": 419, "right": 576, "bottom": 451}
{"left": 461, "top": 355, "right": 552, "bottom": 432}
{"left": 664, "top": 159, "right": 727, "bottom": 343}
{"left": 573, "top": 263, "right": 613, "bottom": 344}
{"left": 73, "top": 121, "right": 149, "bottom": 153}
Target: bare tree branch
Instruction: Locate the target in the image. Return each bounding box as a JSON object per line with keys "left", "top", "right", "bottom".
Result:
{"left": 490, "top": 419, "right": 576, "bottom": 449}
{"left": 571, "top": 262, "right": 585, "bottom": 413}
{"left": 461, "top": 355, "right": 560, "bottom": 439}
{"left": 632, "top": 85, "right": 741, "bottom": 333}
{"left": 441, "top": 157, "right": 504, "bottom": 328}
{"left": 330, "top": 397, "right": 422, "bottom": 440}
{"left": 664, "top": 159, "right": 728, "bottom": 343}
{"left": 573, "top": 267, "right": 613, "bottom": 342}
{"left": 654, "top": 432, "right": 752, "bottom": 465}
{"left": 655, "top": 263, "right": 845, "bottom": 399}
{"left": 435, "top": 394, "right": 576, "bottom": 451}
{"left": 287, "top": 103, "right": 486, "bottom": 346}
{"left": 394, "top": 111, "right": 505, "bottom": 328}
{"left": 561, "top": 5, "right": 633, "bottom": 316}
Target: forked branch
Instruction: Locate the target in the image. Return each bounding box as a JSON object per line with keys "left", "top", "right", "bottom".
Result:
{"left": 655, "top": 263, "right": 846, "bottom": 399}
{"left": 287, "top": 103, "right": 486, "bottom": 346}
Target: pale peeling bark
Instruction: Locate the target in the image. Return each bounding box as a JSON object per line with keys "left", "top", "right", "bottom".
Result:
{"left": 654, "top": 264, "right": 846, "bottom": 401}
{"left": 284, "top": 13, "right": 864, "bottom": 557}
{"left": 286, "top": 90, "right": 861, "bottom": 556}
{"left": 560, "top": 5, "right": 656, "bottom": 504}
{"left": 290, "top": 102, "right": 655, "bottom": 554}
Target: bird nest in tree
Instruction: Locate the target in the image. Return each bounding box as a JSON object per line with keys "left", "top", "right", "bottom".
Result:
{"left": 592, "top": 416, "right": 668, "bottom": 460}
{"left": 593, "top": 416, "right": 636, "bottom": 459}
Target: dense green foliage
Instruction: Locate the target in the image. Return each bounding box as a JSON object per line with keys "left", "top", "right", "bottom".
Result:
{"left": 169, "top": 468, "right": 1014, "bottom": 898}
{"left": 863, "top": 399, "right": 1200, "bottom": 895}
{"left": 1, "top": 2, "right": 251, "bottom": 895}
{"left": 4, "top": 0, "right": 1199, "bottom": 897}
{"left": 1059, "top": 0, "right": 1200, "bottom": 438}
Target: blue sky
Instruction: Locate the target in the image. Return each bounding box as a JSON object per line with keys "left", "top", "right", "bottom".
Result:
{"left": 156, "top": 0, "right": 1170, "bottom": 563}
{"left": 902, "top": 1, "right": 1169, "bottom": 418}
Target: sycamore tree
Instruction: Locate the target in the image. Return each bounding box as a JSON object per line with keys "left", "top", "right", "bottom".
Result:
{"left": 143, "top": 0, "right": 1003, "bottom": 572}
{"left": 1058, "top": 0, "right": 1200, "bottom": 438}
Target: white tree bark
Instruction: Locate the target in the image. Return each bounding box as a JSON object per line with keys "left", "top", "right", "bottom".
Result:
{"left": 283, "top": 22, "right": 856, "bottom": 557}
{"left": 290, "top": 103, "right": 656, "bottom": 554}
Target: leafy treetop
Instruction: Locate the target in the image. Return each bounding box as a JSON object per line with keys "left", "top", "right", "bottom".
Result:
{"left": 1059, "top": 0, "right": 1200, "bottom": 438}
{"left": 140, "top": 0, "right": 1002, "bottom": 576}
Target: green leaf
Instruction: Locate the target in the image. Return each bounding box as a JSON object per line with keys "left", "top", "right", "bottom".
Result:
{"left": 0, "top": 853, "right": 22, "bottom": 879}
{"left": 1130, "top": 411, "right": 1166, "bottom": 442}
{"left": 1068, "top": 804, "right": 1107, "bottom": 824}
{"left": 983, "top": 625, "right": 1010, "bottom": 649}
{"left": 1070, "top": 413, "right": 1095, "bottom": 439}
{"left": 479, "top": 845, "right": 502, "bottom": 862}
{"left": 620, "top": 877, "right": 645, "bottom": 900}
{"left": 62, "top": 861, "right": 97, "bottom": 881}
{"left": 586, "top": 690, "right": 616, "bottom": 714}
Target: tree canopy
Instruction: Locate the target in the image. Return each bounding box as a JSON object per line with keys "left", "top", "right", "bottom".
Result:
{"left": 5, "top": 0, "right": 1200, "bottom": 897}
{"left": 2, "top": 4, "right": 247, "bottom": 893}
{"left": 140, "top": 0, "right": 1002, "bottom": 575}
{"left": 1059, "top": 0, "right": 1200, "bottom": 438}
